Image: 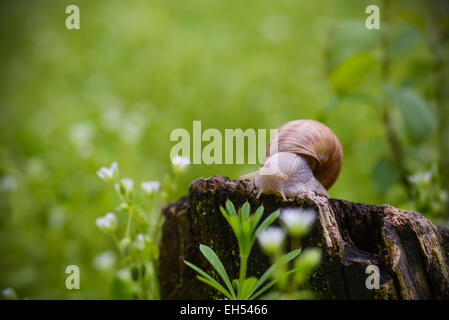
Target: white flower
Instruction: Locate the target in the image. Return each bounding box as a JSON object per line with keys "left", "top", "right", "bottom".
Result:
{"left": 1, "top": 288, "right": 18, "bottom": 300}
{"left": 0, "top": 175, "right": 17, "bottom": 192}
{"left": 93, "top": 251, "right": 116, "bottom": 270}
{"left": 171, "top": 156, "right": 190, "bottom": 173}
{"left": 97, "top": 162, "right": 118, "bottom": 182}
{"left": 141, "top": 181, "right": 160, "bottom": 197}
{"left": 258, "top": 226, "right": 285, "bottom": 254}
{"left": 409, "top": 171, "right": 432, "bottom": 185}
{"left": 133, "top": 233, "right": 150, "bottom": 250}
{"left": 280, "top": 207, "right": 316, "bottom": 237}
{"left": 96, "top": 212, "right": 118, "bottom": 233}
{"left": 115, "top": 178, "right": 134, "bottom": 196}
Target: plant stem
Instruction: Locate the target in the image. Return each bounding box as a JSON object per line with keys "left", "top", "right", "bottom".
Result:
{"left": 111, "top": 233, "right": 121, "bottom": 251}
{"left": 239, "top": 254, "right": 248, "bottom": 295}
{"left": 125, "top": 209, "right": 133, "bottom": 238}
{"left": 291, "top": 236, "right": 301, "bottom": 251}
{"left": 151, "top": 259, "right": 161, "bottom": 299}
{"left": 133, "top": 206, "right": 149, "bottom": 225}
{"left": 139, "top": 266, "right": 147, "bottom": 300}
{"left": 148, "top": 196, "right": 155, "bottom": 236}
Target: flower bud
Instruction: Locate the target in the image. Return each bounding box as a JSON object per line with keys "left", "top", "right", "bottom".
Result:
{"left": 119, "top": 238, "right": 132, "bottom": 256}
{"left": 258, "top": 227, "right": 285, "bottom": 255}
{"left": 294, "top": 248, "right": 321, "bottom": 284}
{"left": 117, "top": 178, "right": 134, "bottom": 198}
{"left": 171, "top": 156, "right": 190, "bottom": 174}
{"left": 96, "top": 212, "right": 118, "bottom": 234}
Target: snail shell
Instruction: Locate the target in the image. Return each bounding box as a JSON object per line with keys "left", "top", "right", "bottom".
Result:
{"left": 266, "top": 119, "right": 343, "bottom": 190}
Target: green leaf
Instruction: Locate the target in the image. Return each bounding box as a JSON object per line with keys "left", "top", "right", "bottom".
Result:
{"left": 327, "top": 19, "right": 382, "bottom": 69}
{"left": 330, "top": 52, "right": 377, "bottom": 95}
{"left": 199, "top": 244, "right": 236, "bottom": 298}
{"left": 251, "top": 205, "right": 265, "bottom": 231}
{"left": 242, "top": 218, "right": 251, "bottom": 237}
{"left": 248, "top": 249, "right": 301, "bottom": 298}
{"left": 390, "top": 24, "right": 421, "bottom": 59}
{"left": 249, "top": 268, "right": 298, "bottom": 300}
{"left": 197, "top": 276, "right": 234, "bottom": 300}
{"left": 241, "top": 202, "right": 250, "bottom": 219}
{"left": 392, "top": 88, "right": 436, "bottom": 142}
{"left": 221, "top": 206, "right": 240, "bottom": 236}
{"left": 220, "top": 206, "right": 229, "bottom": 220}
{"left": 232, "top": 279, "right": 239, "bottom": 291}
{"left": 239, "top": 218, "right": 252, "bottom": 255}
{"left": 238, "top": 277, "right": 258, "bottom": 300}
{"left": 372, "top": 157, "right": 400, "bottom": 195}
{"left": 184, "top": 260, "right": 234, "bottom": 299}
{"left": 225, "top": 200, "right": 237, "bottom": 216}
{"left": 248, "top": 280, "right": 276, "bottom": 300}
{"left": 227, "top": 215, "right": 240, "bottom": 237}
{"left": 252, "top": 209, "right": 280, "bottom": 245}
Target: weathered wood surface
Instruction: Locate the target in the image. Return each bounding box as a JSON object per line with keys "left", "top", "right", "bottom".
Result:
{"left": 158, "top": 175, "right": 449, "bottom": 299}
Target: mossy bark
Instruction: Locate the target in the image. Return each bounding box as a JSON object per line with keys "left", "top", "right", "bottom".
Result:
{"left": 158, "top": 175, "right": 449, "bottom": 299}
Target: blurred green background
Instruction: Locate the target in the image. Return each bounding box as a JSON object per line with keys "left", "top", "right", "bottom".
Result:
{"left": 0, "top": 0, "right": 448, "bottom": 299}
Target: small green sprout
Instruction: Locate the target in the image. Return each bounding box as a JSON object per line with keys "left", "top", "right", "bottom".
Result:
{"left": 184, "top": 200, "right": 301, "bottom": 300}
{"left": 185, "top": 201, "right": 322, "bottom": 300}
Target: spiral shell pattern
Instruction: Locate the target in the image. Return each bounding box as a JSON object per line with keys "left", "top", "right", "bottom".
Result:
{"left": 266, "top": 120, "right": 343, "bottom": 189}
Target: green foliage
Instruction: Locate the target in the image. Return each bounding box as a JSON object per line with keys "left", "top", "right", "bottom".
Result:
{"left": 91, "top": 159, "right": 186, "bottom": 299}
{"left": 390, "top": 88, "right": 436, "bottom": 142}
{"left": 185, "top": 200, "right": 283, "bottom": 300}
{"left": 408, "top": 167, "right": 448, "bottom": 221}
{"left": 185, "top": 200, "right": 320, "bottom": 300}
{"left": 325, "top": 20, "right": 382, "bottom": 70}
{"left": 324, "top": 1, "right": 448, "bottom": 219}
{"left": 330, "top": 52, "right": 377, "bottom": 94}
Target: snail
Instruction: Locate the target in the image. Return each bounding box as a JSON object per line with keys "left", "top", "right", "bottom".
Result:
{"left": 239, "top": 120, "right": 343, "bottom": 200}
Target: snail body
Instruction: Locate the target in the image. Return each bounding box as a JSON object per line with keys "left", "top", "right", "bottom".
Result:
{"left": 239, "top": 120, "right": 343, "bottom": 200}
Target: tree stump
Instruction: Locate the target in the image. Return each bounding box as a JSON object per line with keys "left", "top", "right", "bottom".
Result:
{"left": 158, "top": 175, "right": 449, "bottom": 299}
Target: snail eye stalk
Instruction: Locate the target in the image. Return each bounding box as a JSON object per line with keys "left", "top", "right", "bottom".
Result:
{"left": 238, "top": 171, "right": 260, "bottom": 180}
